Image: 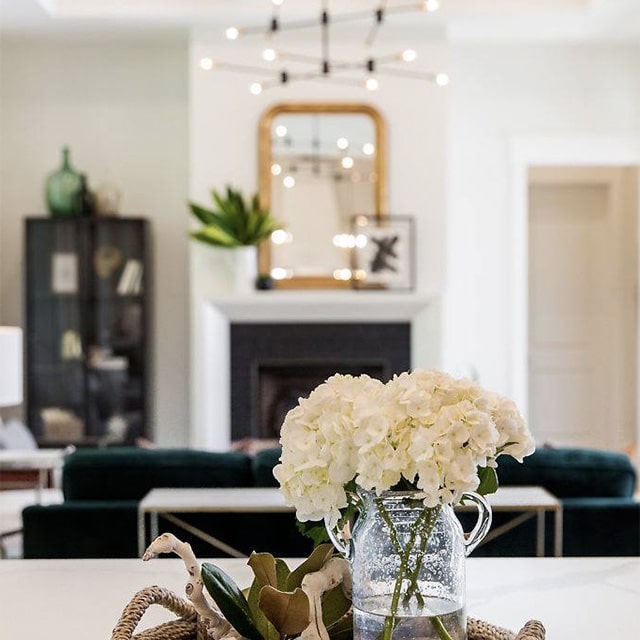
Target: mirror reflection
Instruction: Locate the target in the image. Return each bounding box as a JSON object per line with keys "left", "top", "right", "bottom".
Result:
{"left": 259, "top": 103, "right": 386, "bottom": 288}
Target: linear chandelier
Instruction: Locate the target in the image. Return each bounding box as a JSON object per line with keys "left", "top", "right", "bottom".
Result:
{"left": 199, "top": 0, "right": 449, "bottom": 94}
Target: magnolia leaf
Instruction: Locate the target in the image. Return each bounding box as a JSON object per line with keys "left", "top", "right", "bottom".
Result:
{"left": 477, "top": 465, "right": 499, "bottom": 495}
{"left": 287, "top": 542, "right": 334, "bottom": 591}
{"left": 248, "top": 552, "right": 278, "bottom": 588}
{"left": 275, "top": 558, "right": 291, "bottom": 591}
{"left": 248, "top": 579, "right": 279, "bottom": 640}
{"left": 259, "top": 586, "right": 310, "bottom": 636}
{"left": 327, "top": 611, "right": 354, "bottom": 640}
{"left": 321, "top": 584, "right": 351, "bottom": 628}
{"left": 201, "top": 562, "right": 262, "bottom": 640}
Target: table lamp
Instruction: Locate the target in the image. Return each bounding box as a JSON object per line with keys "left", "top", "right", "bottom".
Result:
{"left": 0, "top": 327, "right": 23, "bottom": 420}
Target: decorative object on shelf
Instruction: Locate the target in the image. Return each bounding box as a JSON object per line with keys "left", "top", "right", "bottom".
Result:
{"left": 189, "top": 185, "right": 283, "bottom": 292}
{"left": 51, "top": 252, "right": 79, "bottom": 294}
{"left": 95, "top": 181, "right": 122, "bottom": 216}
{"left": 274, "top": 370, "right": 535, "bottom": 640}
{"left": 44, "top": 146, "right": 84, "bottom": 217}
{"left": 40, "top": 407, "right": 84, "bottom": 443}
{"left": 93, "top": 246, "right": 123, "bottom": 279}
{"left": 112, "top": 532, "right": 546, "bottom": 640}
{"left": 199, "top": 1, "right": 449, "bottom": 94}
{"left": 350, "top": 214, "right": 415, "bottom": 290}
{"left": 74, "top": 174, "right": 96, "bottom": 216}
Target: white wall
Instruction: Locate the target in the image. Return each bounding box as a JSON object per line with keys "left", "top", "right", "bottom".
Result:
{"left": 445, "top": 44, "right": 640, "bottom": 405}
{"left": 189, "top": 32, "right": 449, "bottom": 362}
{"left": 0, "top": 39, "right": 190, "bottom": 446}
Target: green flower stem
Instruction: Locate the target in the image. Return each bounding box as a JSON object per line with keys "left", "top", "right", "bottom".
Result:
{"left": 375, "top": 500, "right": 451, "bottom": 640}
{"left": 429, "top": 615, "right": 455, "bottom": 640}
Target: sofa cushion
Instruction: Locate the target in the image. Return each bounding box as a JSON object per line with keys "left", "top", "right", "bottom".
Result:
{"left": 252, "top": 447, "right": 281, "bottom": 487}
{"left": 496, "top": 447, "right": 636, "bottom": 498}
{"left": 63, "top": 448, "right": 254, "bottom": 500}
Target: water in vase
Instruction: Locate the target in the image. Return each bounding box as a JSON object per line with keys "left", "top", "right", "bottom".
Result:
{"left": 353, "top": 596, "right": 466, "bottom": 640}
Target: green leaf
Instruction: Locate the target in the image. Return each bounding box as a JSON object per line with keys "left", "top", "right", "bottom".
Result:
{"left": 327, "top": 611, "right": 353, "bottom": 640}
{"left": 296, "top": 520, "right": 331, "bottom": 546}
{"left": 287, "top": 543, "right": 334, "bottom": 591}
{"left": 321, "top": 584, "right": 351, "bottom": 628}
{"left": 477, "top": 466, "right": 499, "bottom": 495}
{"left": 259, "top": 586, "right": 310, "bottom": 636}
{"left": 201, "top": 562, "right": 262, "bottom": 640}
{"left": 248, "top": 579, "right": 279, "bottom": 640}
{"left": 275, "top": 558, "right": 291, "bottom": 591}
{"left": 248, "top": 552, "right": 279, "bottom": 588}
{"left": 189, "top": 202, "right": 217, "bottom": 225}
{"left": 189, "top": 185, "right": 282, "bottom": 247}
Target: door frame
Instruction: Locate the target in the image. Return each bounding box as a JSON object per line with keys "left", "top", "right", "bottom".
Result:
{"left": 509, "top": 134, "right": 640, "bottom": 445}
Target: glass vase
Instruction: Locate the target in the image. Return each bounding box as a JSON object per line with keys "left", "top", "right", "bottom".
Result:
{"left": 45, "top": 146, "right": 83, "bottom": 217}
{"left": 327, "top": 490, "right": 491, "bottom": 640}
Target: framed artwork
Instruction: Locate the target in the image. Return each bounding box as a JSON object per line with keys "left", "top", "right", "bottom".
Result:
{"left": 350, "top": 215, "right": 415, "bottom": 290}
{"left": 51, "top": 252, "right": 79, "bottom": 294}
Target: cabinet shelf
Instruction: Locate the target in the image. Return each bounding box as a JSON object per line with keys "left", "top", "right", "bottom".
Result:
{"left": 25, "top": 217, "right": 150, "bottom": 447}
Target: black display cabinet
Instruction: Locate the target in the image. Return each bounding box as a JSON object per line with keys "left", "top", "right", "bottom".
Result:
{"left": 24, "top": 217, "right": 151, "bottom": 446}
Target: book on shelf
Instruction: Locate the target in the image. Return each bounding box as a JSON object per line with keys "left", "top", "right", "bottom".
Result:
{"left": 117, "top": 259, "right": 143, "bottom": 295}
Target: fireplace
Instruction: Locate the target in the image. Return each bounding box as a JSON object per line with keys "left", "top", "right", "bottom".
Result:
{"left": 230, "top": 323, "right": 410, "bottom": 441}
{"left": 190, "top": 291, "right": 432, "bottom": 450}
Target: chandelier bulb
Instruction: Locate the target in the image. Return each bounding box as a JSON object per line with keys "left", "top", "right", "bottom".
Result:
{"left": 272, "top": 0, "right": 284, "bottom": 6}
{"left": 199, "top": 57, "right": 214, "bottom": 71}
{"left": 249, "top": 82, "right": 263, "bottom": 95}
{"left": 262, "top": 48, "right": 278, "bottom": 62}
{"left": 365, "top": 77, "right": 379, "bottom": 91}
{"left": 421, "top": 0, "right": 440, "bottom": 11}
{"left": 435, "top": 73, "right": 449, "bottom": 86}
{"left": 225, "top": 26, "right": 240, "bottom": 40}
{"left": 402, "top": 49, "right": 417, "bottom": 63}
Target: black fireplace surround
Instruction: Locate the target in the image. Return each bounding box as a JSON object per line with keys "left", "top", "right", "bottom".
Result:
{"left": 230, "top": 323, "right": 411, "bottom": 441}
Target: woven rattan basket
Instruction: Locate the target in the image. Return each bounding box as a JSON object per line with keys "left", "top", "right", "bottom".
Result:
{"left": 111, "top": 586, "right": 545, "bottom": 640}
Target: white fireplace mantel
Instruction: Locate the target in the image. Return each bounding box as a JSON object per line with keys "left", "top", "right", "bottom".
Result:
{"left": 210, "top": 290, "right": 435, "bottom": 323}
{"left": 190, "top": 290, "right": 435, "bottom": 450}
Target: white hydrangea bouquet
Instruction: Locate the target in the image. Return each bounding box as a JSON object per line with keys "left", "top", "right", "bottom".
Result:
{"left": 273, "top": 370, "right": 535, "bottom": 640}
{"left": 274, "top": 369, "right": 535, "bottom": 528}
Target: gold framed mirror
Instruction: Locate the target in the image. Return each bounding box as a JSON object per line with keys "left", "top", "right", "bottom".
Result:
{"left": 259, "top": 103, "right": 387, "bottom": 289}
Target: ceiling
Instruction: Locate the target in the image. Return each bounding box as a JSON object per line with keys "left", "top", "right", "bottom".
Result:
{"left": 1, "top": 0, "right": 640, "bottom": 43}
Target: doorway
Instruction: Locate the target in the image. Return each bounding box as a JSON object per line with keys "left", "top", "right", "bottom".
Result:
{"left": 528, "top": 166, "right": 638, "bottom": 449}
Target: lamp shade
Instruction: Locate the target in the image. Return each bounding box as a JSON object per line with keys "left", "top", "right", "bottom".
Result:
{"left": 0, "top": 327, "right": 23, "bottom": 407}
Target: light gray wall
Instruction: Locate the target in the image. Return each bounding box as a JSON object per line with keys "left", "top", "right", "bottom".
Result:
{"left": 0, "top": 39, "right": 190, "bottom": 445}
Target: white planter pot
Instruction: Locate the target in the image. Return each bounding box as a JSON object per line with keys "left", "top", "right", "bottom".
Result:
{"left": 193, "top": 244, "right": 258, "bottom": 295}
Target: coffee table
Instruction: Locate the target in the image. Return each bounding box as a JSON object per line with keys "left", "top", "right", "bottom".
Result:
{"left": 458, "top": 486, "right": 563, "bottom": 557}
{"left": 0, "top": 557, "right": 637, "bottom": 639}
{"left": 138, "top": 487, "right": 291, "bottom": 557}
{"left": 138, "top": 486, "right": 562, "bottom": 558}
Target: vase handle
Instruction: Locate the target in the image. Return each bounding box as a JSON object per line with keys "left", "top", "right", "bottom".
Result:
{"left": 324, "top": 515, "right": 351, "bottom": 559}
{"left": 460, "top": 492, "right": 492, "bottom": 556}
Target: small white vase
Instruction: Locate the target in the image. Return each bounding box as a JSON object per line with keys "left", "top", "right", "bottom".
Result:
{"left": 230, "top": 245, "right": 258, "bottom": 294}
{"left": 193, "top": 244, "right": 258, "bottom": 295}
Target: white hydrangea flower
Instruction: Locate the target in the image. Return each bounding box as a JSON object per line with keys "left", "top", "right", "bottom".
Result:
{"left": 274, "top": 369, "right": 534, "bottom": 524}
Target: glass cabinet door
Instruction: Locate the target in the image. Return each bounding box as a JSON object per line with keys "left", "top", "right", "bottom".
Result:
{"left": 25, "top": 217, "right": 149, "bottom": 446}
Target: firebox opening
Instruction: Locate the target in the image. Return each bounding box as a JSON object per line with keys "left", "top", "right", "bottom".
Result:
{"left": 255, "top": 360, "right": 388, "bottom": 439}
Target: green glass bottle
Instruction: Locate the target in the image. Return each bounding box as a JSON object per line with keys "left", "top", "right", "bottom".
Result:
{"left": 45, "top": 146, "right": 83, "bottom": 217}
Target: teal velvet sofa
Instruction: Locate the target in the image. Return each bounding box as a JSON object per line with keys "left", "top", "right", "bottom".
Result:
{"left": 22, "top": 445, "right": 638, "bottom": 559}
{"left": 22, "top": 447, "right": 314, "bottom": 559}
{"left": 458, "top": 446, "right": 639, "bottom": 557}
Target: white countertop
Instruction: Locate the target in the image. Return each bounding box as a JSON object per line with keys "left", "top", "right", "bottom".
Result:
{"left": 0, "top": 557, "right": 637, "bottom": 639}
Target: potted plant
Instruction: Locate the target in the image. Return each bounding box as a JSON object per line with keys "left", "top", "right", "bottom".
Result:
{"left": 188, "top": 186, "right": 282, "bottom": 292}
{"left": 189, "top": 185, "right": 281, "bottom": 248}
